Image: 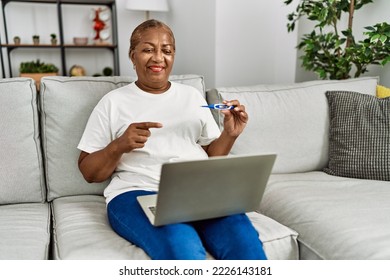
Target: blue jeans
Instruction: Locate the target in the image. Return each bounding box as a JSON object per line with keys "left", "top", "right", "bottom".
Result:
{"left": 107, "top": 190, "right": 267, "bottom": 260}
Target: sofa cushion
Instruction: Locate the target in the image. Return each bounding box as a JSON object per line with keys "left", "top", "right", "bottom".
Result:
{"left": 206, "top": 77, "right": 378, "bottom": 173}
{"left": 324, "top": 91, "right": 390, "bottom": 181}
{"left": 377, "top": 84, "right": 390, "bottom": 98}
{"left": 260, "top": 172, "right": 390, "bottom": 259}
{"left": 40, "top": 75, "right": 205, "bottom": 201}
{"left": 0, "top": 78, "right": 45, "bottom": 204}
{"left": 51, "top": 195, "right": 298, "bottom": 260}
{"left": 0, "top": 203, "right": 50, "bottom": 259}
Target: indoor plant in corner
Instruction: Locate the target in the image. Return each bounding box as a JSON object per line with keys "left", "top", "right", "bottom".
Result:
{"left": 283, "top": 0, "right": 390, "bottom": 80}
{"left": 19, "top": 59, "right": 59, "bottom": 90}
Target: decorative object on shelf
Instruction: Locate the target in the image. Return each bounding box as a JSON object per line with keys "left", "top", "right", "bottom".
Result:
{"left": 103, "top": 66, "right": 113, "bottom": 76}
{"left": 32, "top": 35, "right": 40, "bottom": 45}
{"left": 50, "top": 33, "right": 57, "bottom": 45}
{"left": 90, "top": 7, "right": 111, "bottom": 45}
{"left": 19, "top": 59, "right": 59, "bottom": 90}
{"left": 69, "top": 65, "right": 86, "bottom": 76}
{"left": 13, "top": 36, "right": 21, "bottom": 45}
{"left": 283, "top": 0, "right": 390, "bottom": 80}
{"left": 92, "top": 66, "right": 113, "bottom": 77}
{"left": 73, "top": 37, "right": 88, "bottom": 45}
{"left": 125, "top": 0, "right": 169, "bottom": 21}
{"left": 0, "top": 0, "right": 119, "bottom": 79}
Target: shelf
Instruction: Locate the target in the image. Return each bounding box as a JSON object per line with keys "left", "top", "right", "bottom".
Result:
{"left": 63, "top": 44, "right": 117, "bottom": 49}
{"left": 1, "top": 44, "right": 117, "bottom": 49}
{"left": 0, "top": 0, "right": 119, "bottom": 78}
{"left": 2, "top": 0, "right": 115, "bottom": 5}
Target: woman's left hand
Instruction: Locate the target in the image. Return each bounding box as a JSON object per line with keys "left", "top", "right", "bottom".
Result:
{"left": 221, "top": 100, "right": 248, "bottom": 137}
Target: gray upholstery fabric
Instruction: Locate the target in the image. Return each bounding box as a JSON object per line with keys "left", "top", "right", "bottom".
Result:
{"left": 51, "top": 195, "right": 298, "bottom": 260}
{"left": 0, "top": 203, "right": 50, "bottom": 260}
{"left": 260, "top": 172, "right": 390, "bottom": 259}
{"left": 51, "top": 195, "right": 148, "bottom": 260}
{"left": 40, "top": 75, "right": 206, "bottom": 201}
{"left": 0, "top": 78, "right": 45, "bottom": 204}
{"left": 40, "top": 77, "right": 127, "bottom": 201}
{"left": 324, "top": 91, "right": 390, "bottom": 181}
{"left": 206, "top": 77, "right": 379, "bottom": 173}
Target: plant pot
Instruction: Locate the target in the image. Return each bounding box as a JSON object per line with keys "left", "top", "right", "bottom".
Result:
{"left": 33, "top": 38, "right": 40, "bottom": 45}
{"left": 20, "top": 72, "right": 58, "bottom": 91}
{"left": 13, "top": 37, "right": 21, "bottom": 45}
{"left": 51, "top": 39, "right": 57, "bottom": 45}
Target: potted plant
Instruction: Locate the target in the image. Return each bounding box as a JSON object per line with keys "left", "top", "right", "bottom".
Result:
{"left": 19, "top": 59, "right": 59, "bottom": 90}
{"left": 103, "top": 66, "right": 113, "bottom": 76}
{"left": 32, "top": 35, "right": 40, "bottom": 45}
{"left": 50, "top": 33, "right": 57, "bottom": 45}
{"left": 283, "top": 0, "right": 390, "bottom": 80}
{"left": 13, "top": 36, "right": 21, "bottom": 45}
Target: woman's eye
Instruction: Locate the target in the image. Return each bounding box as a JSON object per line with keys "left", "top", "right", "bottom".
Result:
{"left": 163, "top": 49, "right": 173, "bottom": 55}
{"left": 143, "top": 48, "right": 153, "bottom": 53}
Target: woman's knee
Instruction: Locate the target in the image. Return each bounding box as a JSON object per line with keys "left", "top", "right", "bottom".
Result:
{"left": 149, "top": 223, "right": 207, "bottom": 260}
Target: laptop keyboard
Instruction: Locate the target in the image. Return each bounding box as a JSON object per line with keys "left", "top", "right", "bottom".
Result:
{"left": 149, "top": 206, "right": 156, "bottom": 216}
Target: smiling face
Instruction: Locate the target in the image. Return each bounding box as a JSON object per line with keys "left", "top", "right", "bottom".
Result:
{"left": 130, "top": 26, "right": 175, "bottom": 94}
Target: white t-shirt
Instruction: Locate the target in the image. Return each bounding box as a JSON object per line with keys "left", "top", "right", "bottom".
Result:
{"left": 78, "top": 82, "right": 221, "bottom": 204}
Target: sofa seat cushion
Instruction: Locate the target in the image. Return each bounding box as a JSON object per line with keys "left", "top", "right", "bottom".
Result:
{"left": 260, "top": 172, "right": 390, "bottom": 259}
{"left": 51, "top": 195, "right": 298, "bottom": 260}
{"left": 0, "top": 203, "right": 50, "bottom": 260}
{"left": 51, "top": 195, "right": 148, "bottom": 260}
{"left": 247, "top": 212, "right": 299, "bottom": 260}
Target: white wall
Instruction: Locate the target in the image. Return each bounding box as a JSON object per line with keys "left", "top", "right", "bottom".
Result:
{"left": 1, "top": 0, "right": 389, "bottom": 88}
{"left": 215, "top": 0, "right": 297, "bottom": 87}
{"left": 165, "top": 0, "right": 216, "bottom": 88}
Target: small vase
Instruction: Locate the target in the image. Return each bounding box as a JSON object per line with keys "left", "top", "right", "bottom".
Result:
{"left": 13, "top": 37, "right": 21, "bottom": 45}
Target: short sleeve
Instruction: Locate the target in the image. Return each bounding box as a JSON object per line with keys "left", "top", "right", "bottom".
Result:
{"left": 77, "top": 97, "right": 113, "bottom": 154}
{"left": 197, "top": 99, "right": 221, "bottom": 146}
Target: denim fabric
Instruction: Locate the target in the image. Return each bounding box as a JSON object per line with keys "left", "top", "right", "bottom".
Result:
{"left": 107, "top": 190, "right": 267, "bottom": 260}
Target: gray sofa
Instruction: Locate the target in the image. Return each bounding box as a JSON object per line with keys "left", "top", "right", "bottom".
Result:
{"left": 207, "top": 76, "right": 390, "bottom": 260}
{"left": 1, "top": 74, "right": 388, "bottom": 260}
{"left": 0, "top": 75, "right": 297, "bottom": 260}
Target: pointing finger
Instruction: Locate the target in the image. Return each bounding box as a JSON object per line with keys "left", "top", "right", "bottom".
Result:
{"left": 134, "top": 122, "right": 163, "bottom": 130}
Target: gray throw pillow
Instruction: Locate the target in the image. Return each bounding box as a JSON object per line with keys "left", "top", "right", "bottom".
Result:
{"left": 324, "top": 90, "right": 390, "bottom": 181}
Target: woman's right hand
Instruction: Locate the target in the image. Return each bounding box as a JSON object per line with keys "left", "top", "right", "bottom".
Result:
{"left": 117, "top": 122, "right": 163, "bottom": 153}
{"left": 78, "top": 122, "right": 162, "bottom": 183}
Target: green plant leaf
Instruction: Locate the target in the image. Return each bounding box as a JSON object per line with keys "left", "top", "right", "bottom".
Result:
{"left": 379, "top": 35, "right": 388, "bottom": 44}
{"left": 381, "top": 56, "right": 390, "bottom": 65}
{"left": 283, "top": 0, "right": 390, "bottom": 79}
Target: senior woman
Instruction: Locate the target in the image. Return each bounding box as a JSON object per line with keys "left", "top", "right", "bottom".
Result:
{"left": 77, "top": 19, "right": 267, "bottom": 260}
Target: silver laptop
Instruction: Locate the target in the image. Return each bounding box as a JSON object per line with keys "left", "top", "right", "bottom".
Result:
{"left": 137, "top": 153, "right": 276, "bottom": 226}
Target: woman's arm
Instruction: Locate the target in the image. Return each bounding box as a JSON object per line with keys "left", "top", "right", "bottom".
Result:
{"left": 78, "top": 121, "right": 162, "bottom": 183}
{"left": 203, "top": 100, "right": 248, "bottom": 157}
{"left": 78, "top": 139, "right": 123, "bottom": 183}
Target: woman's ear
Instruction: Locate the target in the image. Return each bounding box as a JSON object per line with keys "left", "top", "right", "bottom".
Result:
{"left": 129, "top": 50, "right": 135, "bottom": 65}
